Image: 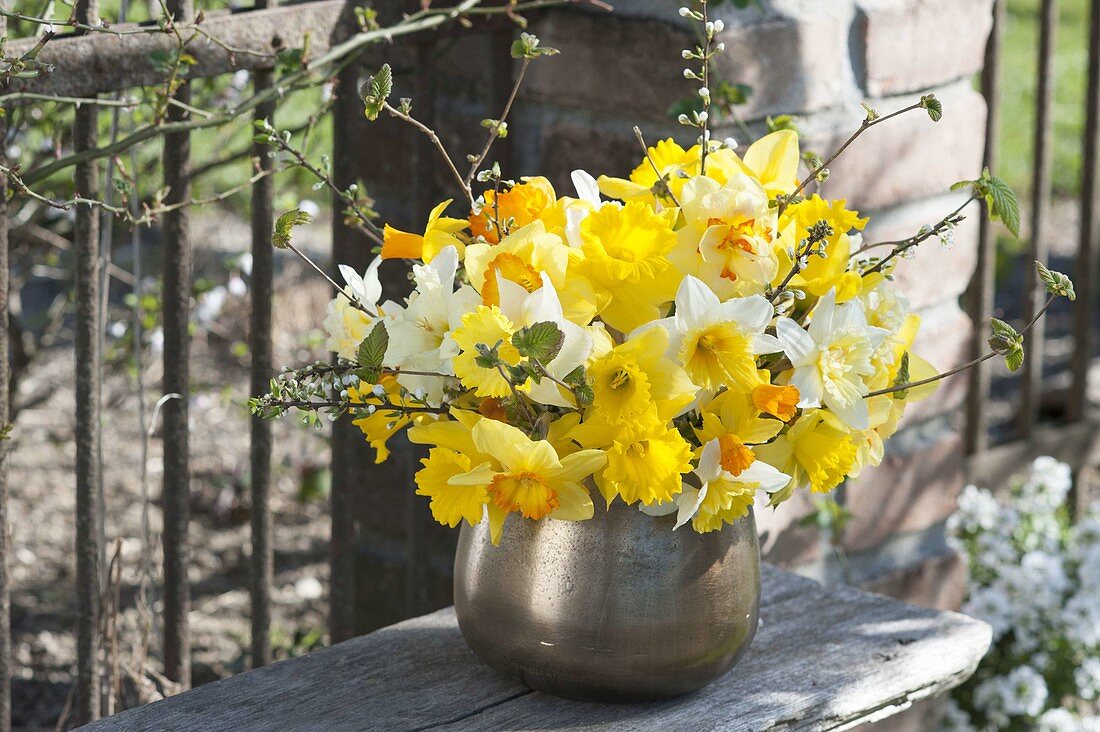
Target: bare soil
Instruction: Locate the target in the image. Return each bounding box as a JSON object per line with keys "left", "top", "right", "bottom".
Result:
{"left": 10, "top": 220, "right": 339, "bottom": 729}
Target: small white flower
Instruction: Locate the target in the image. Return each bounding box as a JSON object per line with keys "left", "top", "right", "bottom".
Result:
{"left": 712, "top": 19, "right": 724, "bottom": 32}
{"left": 1037, "top": 708, "right": 1079, "bottom": 732}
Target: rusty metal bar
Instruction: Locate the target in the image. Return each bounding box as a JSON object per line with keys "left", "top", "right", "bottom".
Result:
{"left": 3, "top": 1, "right": 347, "bottom": 101}
{"left": 73, "top": 0, "right": 103, "bottom": 721}
{"left": 329, "top": 5, "right": 365, "bottom": 644}
{"left": 249, "top": 0, "right": 277, "bottom": 670}
{"left": 1070, "top": 0, "right": 1100, "bottom": 421}
{"left": 162, "top": 0, "right": 195, "bottom": 689}
{"left": 0, "top": 9, "right": 11, "bottom": 730}
{"left": 403, "top": 38, "right": 439, "bottom": 616}
{"left": 1018, "top": 0, "right": 1058, "bottom": 435}
{"left": 965, "top": 0, "right": 1005, "bottom": 455}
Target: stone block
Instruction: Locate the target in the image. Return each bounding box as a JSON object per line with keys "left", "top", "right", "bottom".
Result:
{"left": 855, "top": 0, "right": 994, "bottom": 97}
{"left": 523, "top": 7, "right": 854, "bottom": 122}
{"left": 862, "top": 550, "right": 968, "bottom": 611}
{"left": 901, "top": 301, "right": 972, "bottom": 427}
{"left": 861, "top": 192, "right": 980, "bottom": 311}
{"left": 806, "top": 81, "right": 986, "bottom": 212}
{"left": 841, "top": 431, "right": 966, "bottom": 553}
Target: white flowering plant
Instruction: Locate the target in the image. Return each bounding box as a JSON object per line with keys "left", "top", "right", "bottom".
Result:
{"left": 942, "top": 458, "right": 1100, "bottom": 732}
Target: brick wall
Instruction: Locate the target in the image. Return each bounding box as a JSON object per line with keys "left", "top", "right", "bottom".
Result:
{"left": 348, "top": 0, "right": 994, "bottom": 665}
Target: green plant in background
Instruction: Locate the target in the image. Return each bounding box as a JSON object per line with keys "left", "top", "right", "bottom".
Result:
{"left": 999, "top": 0, "right": 1090, "bottom": 200}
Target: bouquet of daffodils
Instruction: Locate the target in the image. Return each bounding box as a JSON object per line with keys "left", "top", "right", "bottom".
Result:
{"left": 943, "top": 458, "right": 1100, "bottom": 731}
{"left": 253, "top": 5, "right": 1068, "bottom": 546}
{"left": 264, "top": 129, "right": 947, "bottom": 545}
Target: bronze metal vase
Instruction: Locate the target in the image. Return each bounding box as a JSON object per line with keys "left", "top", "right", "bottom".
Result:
{"left": 453, "top": 499, "right": 761, "bottom": 701}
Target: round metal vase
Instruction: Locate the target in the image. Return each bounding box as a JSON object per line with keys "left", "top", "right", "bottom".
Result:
{"left": 453, "top": 500, "right": 761, "bottom": 701}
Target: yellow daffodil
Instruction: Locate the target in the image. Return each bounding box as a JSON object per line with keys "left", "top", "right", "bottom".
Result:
{"left": 571, "top": 414, "right": 694, "bottom": 507}
{"left": 751, "top": 381, "right": 801, "bottom": 422}
{"left": 415, "top": 448, "right": 487, "bottom": 528}
{"left": 577, "top": 201, "right": 681, "bottom": 333}
{"left": 754, "top": 409, "right": 857, "bottom": 503}
{"left": 775, "top": 195, "right": 868, "bottom": 300}
{"left": 464, "top": 220, "right": 598, "bottom": 326}
{"left": 347, "top": 376, "right": 433, "bottom": 463}
{"left": 468, "top": 177, "right": 557, "bottom": 244}
{"left": 381, "top": 199, "right": 469, "bottom": 261}
{"left": 672, "top": 174, "right": 779, "bottom": 299}
{"left": 451, "top": 304, "right": 522, "bottom": 398}
{"left": 587, "top": 326, "right": 697, "bottom": 423}
{"left": 447, "top": 418, "right": 606, "bottom": 544}
{"left": 656, "top": 276, "right": 782, "bottom": 393}
{"left": 597, "top": 138, "right": 698, "bottom": 204}
{"left": 409, "top": 411, "right": 495, "bottom": 529}
{"left": 695, "top": 382, "right": 788, "bottom": 448}
{"left": 643, "top": 436, "right": 790, "bottom": 533}
{"left": 739, "top": 130, "right": 801, "bottom": 199}
{"left": 493, "top": 273, "right": 594, "bottom": 408}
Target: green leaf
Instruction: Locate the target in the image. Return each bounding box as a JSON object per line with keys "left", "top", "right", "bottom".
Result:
{"left": 983, "top": 172, "right": 1020, "bottom": 237}
{"left": 766, "top": 114, "right": 800, "bottom": 134}
{"left": 149, "top": 48, "right": 174, "bottom": 73}
{"left": 1004, "top": 344, "right": 1025, "bottom": 372}
{"left": 950, "top": 179, "right": 976, "bottom": 192}
{"left": 989, "top": 317, "right": 1018, "bottom": 341}
{"left": 988, "top": 318, "right": 1024, "bottom": 372}
{"left": 356, "top": 320, "right": 389, "bottom": 383}
{"left": 920, "top": 93, "right": 942, "bottom": 122}
{"left": 891, "top": 352, "right": 911, "bottom": 400}
{"left": 510, "top": 32, "right": 559, "bottom": 59}
{"left": 1036, "top": 261, "right": 1076, "bottom": 301}
{"left": 276, "top": 47, "right": 305, "bottom": 75}
{"left": 563, "top": 366, "right": 594, "bottom": 405}
{"left": 511, "top": 321, "right": 564, "bottom": 363}
{"left": 480, "top": 119, "right": 508, "bottom": 138}
{"left": 361, "top": 63, "right": 393, "bottom": 121}
{"left": 273, "top": 209, "right": 312, "bottom": 249}
{"left": 474, "top": 340, "right": 504, "bottom": 369}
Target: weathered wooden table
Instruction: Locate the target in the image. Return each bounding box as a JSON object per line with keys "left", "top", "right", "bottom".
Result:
{"left": 80, "top": 566, "right": 991, "bottom": 731}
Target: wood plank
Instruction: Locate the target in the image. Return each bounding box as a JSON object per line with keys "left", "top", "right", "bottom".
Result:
{"left": 2, "top": 1, "right": 347, "bottom": 101}
{"left": 78, "top": 566, "right": 989, "bottom": 732}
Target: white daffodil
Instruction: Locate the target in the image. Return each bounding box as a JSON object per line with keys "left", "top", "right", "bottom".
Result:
{"left": 642, "top": 437, "right": 790, "bottom": 533}
{"left": 650, "top": 275, "right": 782, "bottom": 394}
{"left": 671, "top": 174, "right": 779, "bottom": 299}
{"left": 775, "top": 289, "right": 887, "bottom": 430}
{"left": 323, "top": 255, "right": 384, "bottom": 360}
{"left": 564, "top": 169, "right": 603, "bottom": 249}
{"left": 383, "top": 246, "right": 479, "bottom": 404}
{"left": 495, "top": 271, "right": 593, "bottom": 407}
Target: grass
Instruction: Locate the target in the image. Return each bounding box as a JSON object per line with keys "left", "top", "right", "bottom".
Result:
{"left": 998, "top": 0, "right": 1092, "bottom": 200}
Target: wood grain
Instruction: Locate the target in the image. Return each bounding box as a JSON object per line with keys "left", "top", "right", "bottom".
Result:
{"left": 78, "top": 565, "right": 991, "bottom": 731}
